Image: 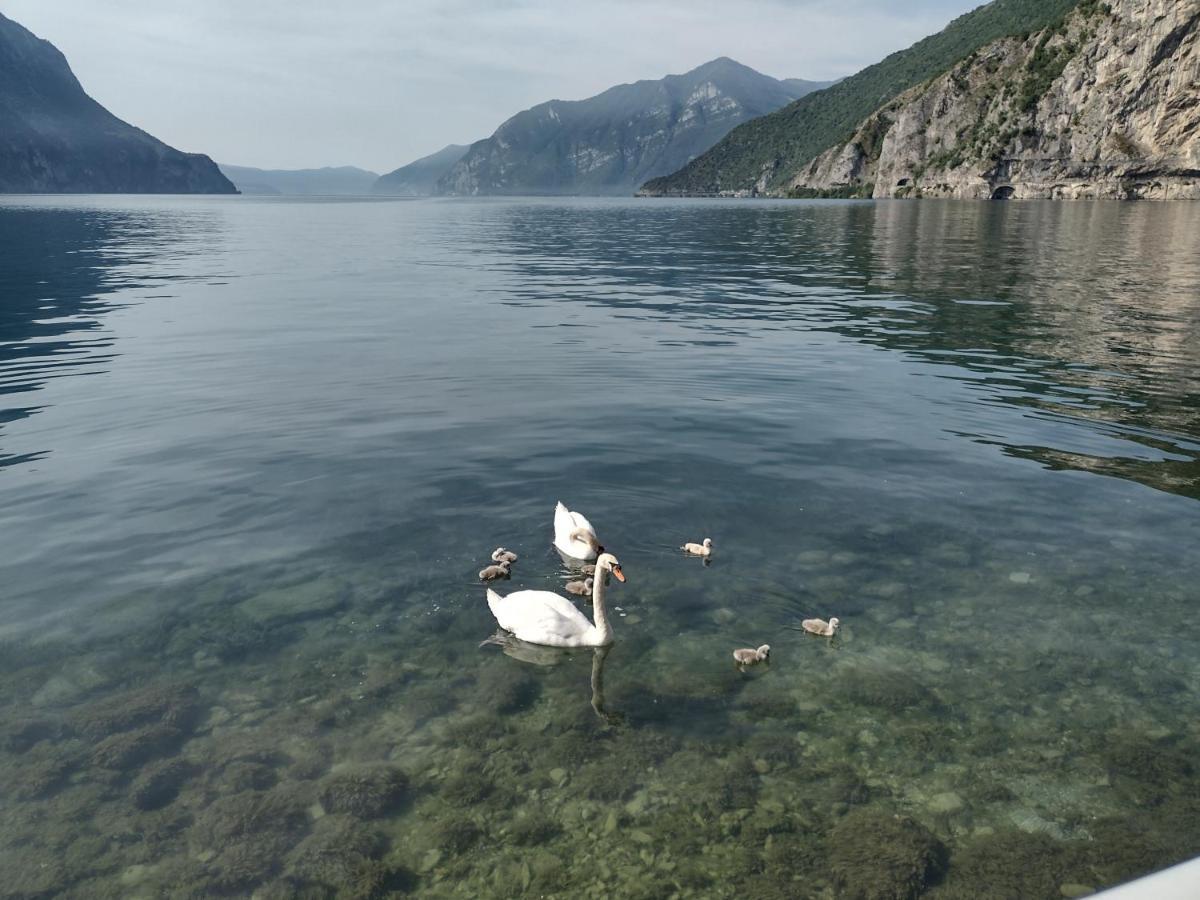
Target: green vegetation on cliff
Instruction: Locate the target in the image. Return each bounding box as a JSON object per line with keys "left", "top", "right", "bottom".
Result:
{"left": 639, "top": 0, "right": 1082, "bottom": 196}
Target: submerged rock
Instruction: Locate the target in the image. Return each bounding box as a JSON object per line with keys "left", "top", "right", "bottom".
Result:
{"left": 70, "top": 682, "right": 201, "bottom": 740}
{"left": 190, "top": 789, "right": 311, "bottom": 892}
{"left": 89, "top": 723, "right": 183, "bottom": 771}
{"left": 238, "top": 576, "right": 348, "bottom": 626}
{"left": 319, "top": 765, "right": 409, "bottom": 819}
{"left": 131, "top": 758, "right": 196, "bottom": 810}
{"left": 288, "top": 814, "right": 387, "bottom": 885}
{"left": 829, "top": 808, "right": 946, "bottom": 900}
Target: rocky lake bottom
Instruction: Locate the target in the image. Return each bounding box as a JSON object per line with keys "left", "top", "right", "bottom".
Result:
{"left": 3, "top": 502, "right": 1198, "bottom": 899}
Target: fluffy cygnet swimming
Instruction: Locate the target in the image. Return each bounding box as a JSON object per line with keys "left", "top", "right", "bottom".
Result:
{"left": 580, "top": 563, "right": 597, "bottom": 576}
{"left": 479, "top": 561, "right": 511, "bottom": 581}
{"left": 491, "top": 547, "right": 518, "bottom": 563}
{"left": 801, "top": 617, "right": 840, "bottom": 637}
{"left": 565, "top": 577, "right": 594, "bottom": 596}
{"left": 682, "top": 537, "right": 713, "bottom": 557}
{"left": 733, "top": 644, "right": 770, "bottom": 665}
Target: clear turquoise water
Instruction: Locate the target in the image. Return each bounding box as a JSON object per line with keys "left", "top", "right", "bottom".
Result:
{"left": 1, "top": 195, "right": 1199, "bottom": 898}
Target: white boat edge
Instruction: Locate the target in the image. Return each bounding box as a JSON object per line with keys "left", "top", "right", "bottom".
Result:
{"left": 1094, "top": 855, "right": 1200, "bottom": 899}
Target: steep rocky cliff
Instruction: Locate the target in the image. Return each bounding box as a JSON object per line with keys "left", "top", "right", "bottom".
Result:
{"left": 437, "top": 58, "right": 830, "bottom": 196}
{"left": 0, "top": 13, "right": 235, "bottom": 194}
{"left": 790, "top": 0, "right": 1200, "bottom": 200}
{"left": 638, "top": 0, "right": 1079, "bottom": 197}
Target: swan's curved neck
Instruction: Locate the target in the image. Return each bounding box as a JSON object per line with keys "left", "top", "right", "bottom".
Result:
{"left": 590, "top": 570, "right": 613, "bottom": 645}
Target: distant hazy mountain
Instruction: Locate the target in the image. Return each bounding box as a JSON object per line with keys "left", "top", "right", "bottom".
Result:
{"left": 373, "top": 144, "right": 469, "bottom": 196}
{"left": 0, "top": 12, "right": 234, "bottom": 194}
{"left": 219, "top": 164, "right": 379, "bottom": 195}
{"left": 437, "top": 58, "right": 833, "bottom": 196}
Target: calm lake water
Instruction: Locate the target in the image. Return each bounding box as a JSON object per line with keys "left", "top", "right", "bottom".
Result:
{"left": 1, "top": 195, "right": 1198, "bottom": 899}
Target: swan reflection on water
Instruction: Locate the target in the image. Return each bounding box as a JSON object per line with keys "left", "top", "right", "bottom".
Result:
{"left": 479, "top": 635, "right": 622, "bottom": 725}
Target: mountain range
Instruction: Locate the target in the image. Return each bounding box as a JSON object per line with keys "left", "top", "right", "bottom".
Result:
{"left": 424, "top": 58, "right": 832, "bottom": 196}
{"left": 0, "top": 12, "right": 233, "bottom": 194}
{"left": 219, "top": 164, "right": 379, "bottom": 196}
{"left": 639, "top": 0, "right": 1082, "bottom": 196}
{"left": 373, "top": 144, "right": 470, "bottom": 196}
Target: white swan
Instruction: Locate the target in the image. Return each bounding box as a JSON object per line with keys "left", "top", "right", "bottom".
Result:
{"left": 553, "top": 500, "right": 601, "bottom": 561}
{"left": 487, "top": 553, "right": 625, "bottom": 647}
{"left": 682, "top": 538, "right": 713, "bottom": 557}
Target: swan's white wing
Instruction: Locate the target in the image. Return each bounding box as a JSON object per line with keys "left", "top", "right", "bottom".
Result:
{"left": 569, "top": 509, "right": 596, "bottom": 538}
{"left": 553, "top": 501, "right": 575, "bottom": 545}
{"left": 488, "top": 589, "right": 594, "bottom": 646}
{"left": 553, "top": 501, "right": 598, "bottom": 560}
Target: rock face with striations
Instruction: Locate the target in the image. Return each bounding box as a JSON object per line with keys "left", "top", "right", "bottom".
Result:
{"left": 638, "top": 0, "right": 1079, "bottom": 197}
{"left": 0, "top": 12, "right": 235, "bottom": 194}
{"left": 790, "top": 0, "right": 1200, "bottom": 200}
{"left": 437, "top": 58, "right": 830, "bottom": 196}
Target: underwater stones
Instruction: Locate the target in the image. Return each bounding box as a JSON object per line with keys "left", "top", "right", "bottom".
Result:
{"left": 70, "top": 682, "right": 202, "bottom": 740}
{"left": 0, "top": 716, "right": 60, "bottom": 753}
{"left": 1008, "top": 572, "right": 1033, "bottom": 584}
{"left": 439, "top": 713, "right": 510, "bottom": 751}
{"left": 171, "top": 611, "right": 292, "bottom": 663}
{"left": 8, "top": 849, "right": 69, "bottom": 897}
{"left": 932, "top": 829, "right": 1081, "bottom": 899}
{"left": 928, "top": 792, "right": 965, "bottom": 815}
{"left": 193, "top": 788, "right": 309, "bottom": 849}
{"left": 9, "top": 747, "right": 75, "bottom": 799}
{"left": 763, "top": 831, "right": 823, "bottom": 876}
{"left": 829, "top": 808, "right": 946, "bottom": 900}
{"left": 1060, "top": 884, "right": 1096, "bottom": 898}
{"left": 431, "top": 818, "right": 483, "bottom": 855}
{"left": 740, "top": 693, "right": 800, "bottom": 720}
{"left": 287, "top": 743, "right": 332, "bottom": 781}
{"left": 222, "top": 760, "right": 279, "bottom": 793}
{"left": 131, "top": 758, "right": 196, "bottom": 810}
{"left": 843, "top": 667, "right": 937, "bottom": 713}
{"left": 255, "top": 878, "right": 333, "bottom": 900}
{"left": 827, "top": 768, "right": 874, "bottom": 807}
{"left": 479, "top": 665, "right": 540, "bottom": 714}
{"left": 744, "top": 734, "right": 801, "bottom": 768}
{"left": 974, "top": 781, "right": 1017, "bottom": 804}
{"left": 398, "top": 681, "right": 458, "bottom": 724}
{"left": 31, "top": 658, "right": 118, "bottom": 708}
{"left": 238, "top": 575, "right": 348, "bottom": 626}
{"left": 508, "top": 812, "right": 562, "bottom": 846}
{"left": 89, "top": 723, "right": 183, "bottom": 770}
{"left": 287, "top": 814, "right": 387, "bottom": 886}
{"left": 319, "top": 765, "right": 409, "bottom": 819}
{"left": 711, "top": 607, "right": 738, "bottom": 625}
{"left": 1102, "top": 734, "right": 1195, "bottom": 805}
{"left": 440, "top": 770, "right": 495, "bottom": 807}
{"left": 190, "top": 789, "right": 309, "bottom": 891}
{"left": 574, "top": 757, "right": 638, "bottom": 803}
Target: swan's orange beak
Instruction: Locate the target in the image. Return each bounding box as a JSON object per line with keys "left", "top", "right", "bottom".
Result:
{"left": 612, "top": 564, "right": 625, "bottom": 583}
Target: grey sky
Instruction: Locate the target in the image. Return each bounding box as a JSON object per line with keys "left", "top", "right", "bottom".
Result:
{"left": 5, "top": 0, "right": 985, "bottom": 173}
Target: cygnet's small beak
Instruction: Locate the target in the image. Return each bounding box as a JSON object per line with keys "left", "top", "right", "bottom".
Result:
{"left": 612, "top": 564, "right": 626, "bottom": 583}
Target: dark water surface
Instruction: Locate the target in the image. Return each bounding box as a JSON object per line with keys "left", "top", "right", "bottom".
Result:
{"left": 1, "top": 195, "right": 1199, "bottom": 898}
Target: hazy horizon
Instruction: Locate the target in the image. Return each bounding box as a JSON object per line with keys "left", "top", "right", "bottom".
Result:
{"left": 5, "top": 0, "right": 990, "bottom": 173}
